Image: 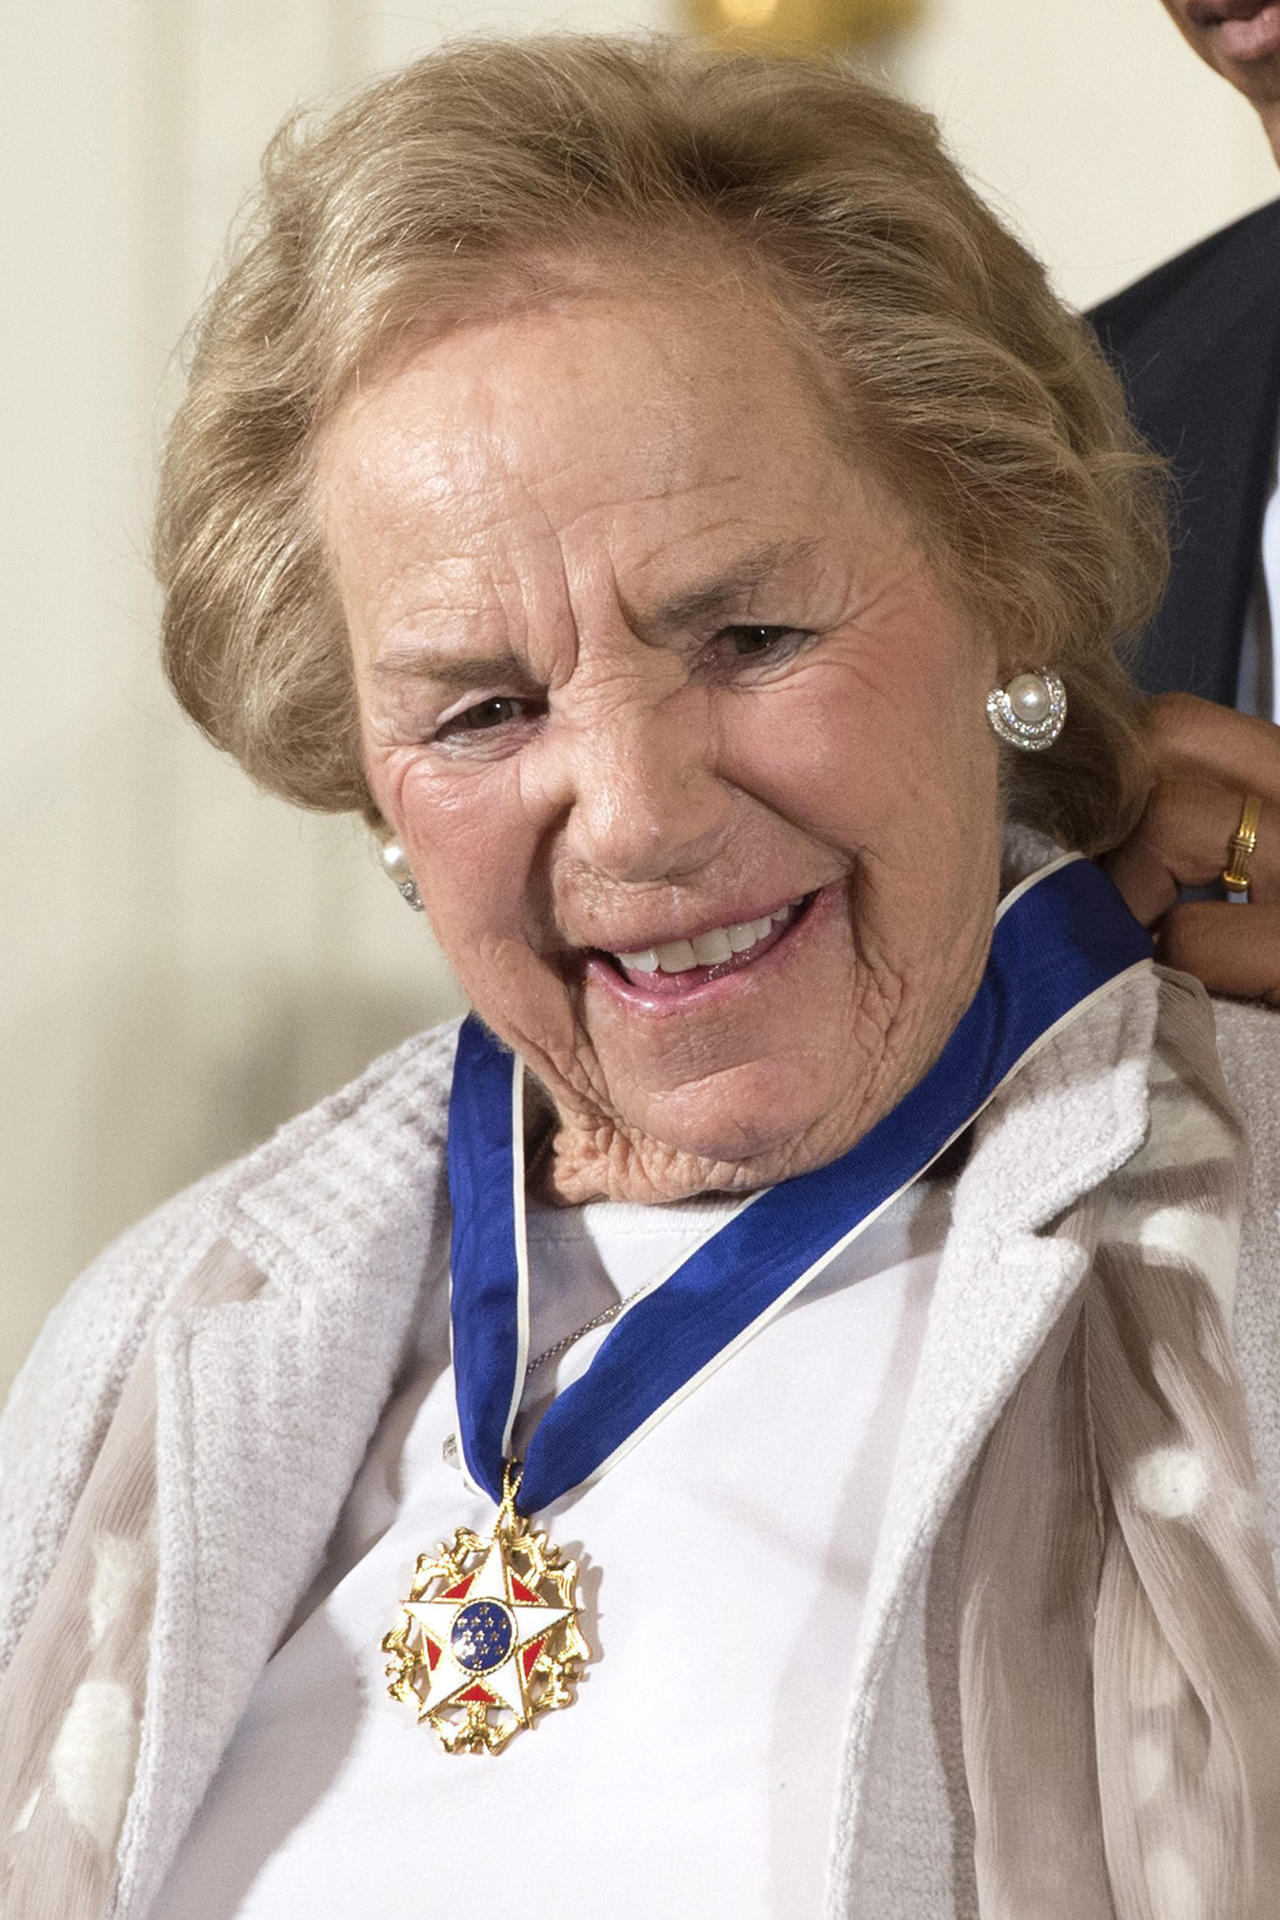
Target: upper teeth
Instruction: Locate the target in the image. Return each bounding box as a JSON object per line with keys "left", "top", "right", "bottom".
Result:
{"left": 616, "top": 905, "right": 795, "bottom": 975}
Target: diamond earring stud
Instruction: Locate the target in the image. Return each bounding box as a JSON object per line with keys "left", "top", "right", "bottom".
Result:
{"left": 986, "top": 669, "right": 1067, "bottom": 751}
{"left": 381, "top": 840, "right": 426, "bottom": 911}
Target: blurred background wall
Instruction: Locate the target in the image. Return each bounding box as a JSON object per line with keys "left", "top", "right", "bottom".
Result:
{"left": 3, "top": 0, "right": 1277, "bottom": 1394}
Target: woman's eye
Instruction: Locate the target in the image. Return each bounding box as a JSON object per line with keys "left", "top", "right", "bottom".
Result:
{"left": 437, "top": 695, "right": 530, "bottom": 739}
{"left": 729, "top": 625, "right": 786, "bottom": 655}
{"left": 721, "top": 625, "right": 809, "bottom": 661}
{"left": 462, "top": 697, "right": 522, "bottom": 729}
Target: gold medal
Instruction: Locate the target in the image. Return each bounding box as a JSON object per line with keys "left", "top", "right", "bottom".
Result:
{"left": 382, "top": 1464, "right": 589, "bottom": 1753}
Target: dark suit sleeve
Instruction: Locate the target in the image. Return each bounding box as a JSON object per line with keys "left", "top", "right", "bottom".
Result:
{"left": 1088, "top": 198, "right": 1280, "bottom": 707}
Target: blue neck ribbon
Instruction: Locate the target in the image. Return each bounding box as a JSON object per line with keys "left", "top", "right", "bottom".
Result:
{"left": 447, "top": 856, "right": 1152, "bottom": 1516}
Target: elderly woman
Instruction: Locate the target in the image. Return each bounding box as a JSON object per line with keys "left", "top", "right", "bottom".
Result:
{"left": 3, "top": 35, "right": 1280, "bottom": 1920}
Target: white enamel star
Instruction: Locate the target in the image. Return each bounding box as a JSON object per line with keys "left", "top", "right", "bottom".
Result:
{"left": 404, "top": 1533, "right": 574, "bottom": 1722}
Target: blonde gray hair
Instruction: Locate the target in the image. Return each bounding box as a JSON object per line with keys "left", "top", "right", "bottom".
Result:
{"left": 155, "top": 34, "right": 1165, "bottom": 851}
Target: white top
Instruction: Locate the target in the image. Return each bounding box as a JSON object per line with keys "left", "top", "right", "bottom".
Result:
{"left": 1235, "top": 422, "right": 1280, "bottom": 719}
{"left": 151, "top": 1176, "right": 950, "bottom": 1920}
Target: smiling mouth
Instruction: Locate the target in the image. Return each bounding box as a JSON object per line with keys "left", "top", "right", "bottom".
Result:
{"left": 592, "top": 892, "right": 815, "bottom": 992}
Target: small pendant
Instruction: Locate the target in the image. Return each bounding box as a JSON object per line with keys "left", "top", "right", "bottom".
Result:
{"left": 382, "top": 1462, "right": 589, "bottom": 1753}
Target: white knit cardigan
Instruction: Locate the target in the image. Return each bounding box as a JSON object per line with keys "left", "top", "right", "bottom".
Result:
{"left": 3, "top": 972, "right": 1280, "bottom": 1919}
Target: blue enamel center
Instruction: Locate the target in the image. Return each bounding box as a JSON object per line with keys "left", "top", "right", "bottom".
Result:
{"left": 450, "top": 1598, "right": 515, "bottom": 1673}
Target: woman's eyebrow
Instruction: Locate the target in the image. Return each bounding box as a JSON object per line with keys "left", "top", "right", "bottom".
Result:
{"left": 637, "top": 538, "right": 821, "bottom": 635}
{"left": 372, "top": 647, "right": 540, "bottom": 691}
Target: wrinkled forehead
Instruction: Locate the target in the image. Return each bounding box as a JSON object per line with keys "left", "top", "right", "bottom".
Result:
{"left": 315, "top": 280, "right": 869, "bottom": 647}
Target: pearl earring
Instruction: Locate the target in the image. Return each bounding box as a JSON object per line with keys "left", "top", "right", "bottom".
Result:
{"left": 986, "top": 669, "right": 1067, "bottom": 751}
{"left": 380, "top": 840, "right": 426, "bottom": 912}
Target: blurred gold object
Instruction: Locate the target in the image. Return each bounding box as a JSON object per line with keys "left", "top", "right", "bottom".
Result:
{"left": 1223, "top": 793, "right": 1263, "bottom": 904}
{"left": 688, "top": 0, "right": 919, "bottom": 51}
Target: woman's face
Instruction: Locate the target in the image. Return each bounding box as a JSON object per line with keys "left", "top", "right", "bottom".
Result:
{"left": 323, "top": 279, "right": 1006, "bottom": 1202}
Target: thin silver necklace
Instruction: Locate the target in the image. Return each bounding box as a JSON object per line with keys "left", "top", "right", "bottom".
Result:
{"left": 520, "top": 1114, "right": 741, "bottom": 1376}
{"left": 443, "top": 1285, "right": 646, "bottom": 1469}
{"left": 525, "top": 1289, "right": 647, "bottom": 1377}
{"left": 520, "top": 1116, "right": 648, "bottom": 1376}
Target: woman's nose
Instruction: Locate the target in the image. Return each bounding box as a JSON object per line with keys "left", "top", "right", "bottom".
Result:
{"left": 535, "top": 679, "right": 731, "bottom": 885}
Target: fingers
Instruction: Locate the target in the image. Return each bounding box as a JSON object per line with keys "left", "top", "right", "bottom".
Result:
{"left": 1101, "top": 693, "right": 1280, "bottom": 1000}
{"left": 1104, "top": 778, "right": 1280, "bottom": 925}
{"left": 1157, "top": 903, "right": 1280, "bottom": 1005}
{"left": 1146, "top": 693, "right": 1280, "bottom": 801}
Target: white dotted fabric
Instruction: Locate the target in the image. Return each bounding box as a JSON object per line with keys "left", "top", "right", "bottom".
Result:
{"left": 957, "top": 972, "right": 1280, "bottom": 1917}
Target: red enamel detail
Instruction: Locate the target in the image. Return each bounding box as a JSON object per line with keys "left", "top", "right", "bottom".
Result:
{"left": 458, "top": 1684, "right": 493, "bottom": 1705}
{"left": 522, "top": 1637, "right": 545, "bottom": 1677}
{"left": 423, "top": 1637, "right": 440, "bottom": 1670}
{"left": 441, "top": 1577, "right": 473, "bottom": 1600}
{"left": 510, "top": 1576, "right": 538, "bottom": 1604}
